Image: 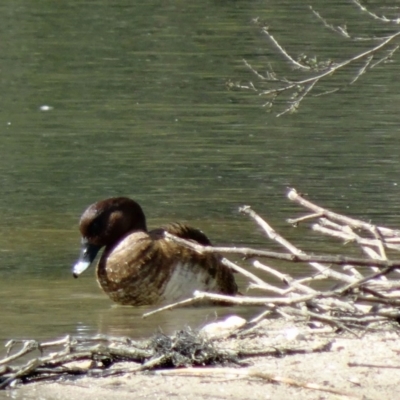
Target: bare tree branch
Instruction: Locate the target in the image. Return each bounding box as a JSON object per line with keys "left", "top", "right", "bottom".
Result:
{"left": 238, "top": 2, "right": 400, "bottom": 115}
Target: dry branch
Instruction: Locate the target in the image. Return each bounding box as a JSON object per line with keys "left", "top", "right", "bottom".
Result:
{"left": 0, "top": 322, "right": 335, "bottom": 392}
{"left": 153, "top": 187, "right": 400, "bottom": 333}
{"left": 4, "top": 186, "right": 400, "bottom": 391}
{"left": 0, "top": 330, "right": 236, "bottom": 389}
{"left": 163, "top": 231, "right": 400, "bottom": 269}
{"left": 238, "top": 2, "right": 400, "bottom": 115}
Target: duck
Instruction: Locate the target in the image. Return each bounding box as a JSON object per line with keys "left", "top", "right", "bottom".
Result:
{"left": 72, "top": 197, "right": 238, "bottom": 306}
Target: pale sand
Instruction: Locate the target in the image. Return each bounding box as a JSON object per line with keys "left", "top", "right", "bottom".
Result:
{"left": 6, "top": 318, "right": 399, "bottom": 400}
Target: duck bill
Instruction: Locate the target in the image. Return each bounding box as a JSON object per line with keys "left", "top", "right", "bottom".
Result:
{"left": 72, "top": 238, "right": 102, "bottom": 278}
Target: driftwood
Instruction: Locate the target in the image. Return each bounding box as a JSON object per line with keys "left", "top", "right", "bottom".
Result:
{"left": 3, "top": 187, "right": 400, "bottom": 396}
{"left": 147, "top": 188, "right": 400, "bottom": 334}
{"left": 0, "top": 326, "right": 334, "bottom": 391}
{"left": 0, "top": 330, "right": 240, "bottom": 389}
{"left": 0, "top": 335, "right": 151, "bottom": 389}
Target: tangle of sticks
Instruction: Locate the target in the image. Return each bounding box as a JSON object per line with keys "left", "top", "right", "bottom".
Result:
{"left": 146, "top": 188, "right": 400, "bottom": 335}
{"left": 2, "top": 188, "right": 400, "bottom": 395}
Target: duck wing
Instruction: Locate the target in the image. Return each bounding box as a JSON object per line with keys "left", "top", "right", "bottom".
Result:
{"left": 150, "top": 223, "right": 212, "bottom": 246}
{"left": 148, "top": 223, "right": 238, "bottom": 299}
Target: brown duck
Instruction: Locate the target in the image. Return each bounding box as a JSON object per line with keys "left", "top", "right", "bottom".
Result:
{"left": 72, "top": 197, "right": 238, "bottom": 305}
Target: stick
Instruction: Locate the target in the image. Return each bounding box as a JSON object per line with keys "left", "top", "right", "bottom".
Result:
{"left": 164, "top": 231, "right": 400, "bottom": 269}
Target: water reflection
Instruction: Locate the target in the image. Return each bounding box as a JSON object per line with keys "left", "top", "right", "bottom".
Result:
{"left": 95, "top": 304, "right": 258, "bottom": 338}
{"left": 0, "top": 274, "right": 261, "bottom": 347}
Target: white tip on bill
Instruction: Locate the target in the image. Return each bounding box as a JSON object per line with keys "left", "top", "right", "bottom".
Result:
{"left": 72, "top": 260, "right": 91, "bottom": 278}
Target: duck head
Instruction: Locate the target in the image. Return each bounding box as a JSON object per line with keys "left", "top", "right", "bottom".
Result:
{"left": 72, "top": 197, "right": 147, "bottom": 278}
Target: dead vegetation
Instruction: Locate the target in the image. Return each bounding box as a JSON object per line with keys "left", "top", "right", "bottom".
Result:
{"left": 151, "top": 188, "right": 400, "bottom": 333}
{"left": 3, "top": 188, "right": 400, "bottom": 398}
{"left": 0, "top": 329, "right": 240, "bottom": 389}
{"left": 234, "top": 1, "right": 400, "bottom": 116}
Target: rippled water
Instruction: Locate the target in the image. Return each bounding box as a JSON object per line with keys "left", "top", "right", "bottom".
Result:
{"left": 1, "top": 1, "right": 400, "bottom": 344}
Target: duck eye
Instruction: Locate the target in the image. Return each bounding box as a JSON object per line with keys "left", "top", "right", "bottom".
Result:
{"left": 89, "top": 219, "right": 102, "bottom": 235}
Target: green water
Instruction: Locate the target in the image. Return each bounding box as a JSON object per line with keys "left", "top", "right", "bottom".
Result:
{"left": 0, "top": 1, "right": 400, "bottom": 344}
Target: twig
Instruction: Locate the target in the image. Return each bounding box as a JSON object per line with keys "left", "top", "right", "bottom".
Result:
{"left": 1, "top": 341, "right": 39, "bottom": 366}
{"left": 0, "top": 359, "right": 41, "bottom": 389}
{"left": 221, "top": 257, "right": 275, "bottom": 291}
{"left": 252, "top": 260, "right": 316, "bottom": 294}
{"left": 310, "top": 6, "right": 350, "bottom": 38}
{"left": 371, "top": 45, "right": 399, "bottom": 68}
{"left": 164, "top": 231, "right": 400, "bottom": 269}
{"left": 287, "top": 212, "right": 323, "bottom": 225}
{"left": 348, "top": 362, "right": 400, "bottom": 369}
{"left": 242, "top": 5, "right": 400, "bottom": 115}
{"left": 142, "top": 297, "right": 201, "bottom": 318}
{"left": 263, "top": 28, "right": 310, "bottom": 71}
{"left": 260, "top": 31, "right": 400, "bottom": 96}
{"left": 351, "top": 0, "right": 400, "bottom": 24}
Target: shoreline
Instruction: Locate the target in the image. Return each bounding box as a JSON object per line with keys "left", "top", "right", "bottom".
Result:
{"left": 6, "top": 318, "right": 399, "bottom": 400}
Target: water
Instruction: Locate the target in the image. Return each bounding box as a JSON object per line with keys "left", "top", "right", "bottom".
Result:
{"left": 1, "top": 1, "right": 400, "bottom": 345}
